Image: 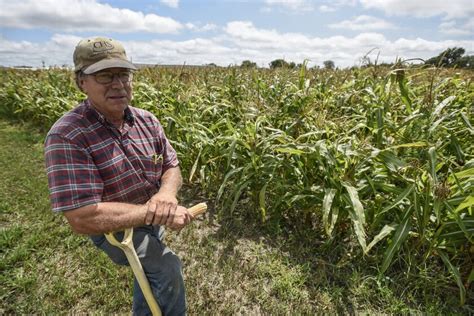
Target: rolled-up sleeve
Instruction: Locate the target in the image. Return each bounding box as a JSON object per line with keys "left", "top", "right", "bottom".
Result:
{"left": 44, "top": 134, "right": 103, "bottom": 212}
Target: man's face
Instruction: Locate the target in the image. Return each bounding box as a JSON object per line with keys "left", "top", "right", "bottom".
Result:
{"left": 80, "top": 67, "right": 133, "bottom": 119}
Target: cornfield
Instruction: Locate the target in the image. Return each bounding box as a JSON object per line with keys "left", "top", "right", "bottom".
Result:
{"left": 1, "top": 64, "right": 472, "bottom": 305}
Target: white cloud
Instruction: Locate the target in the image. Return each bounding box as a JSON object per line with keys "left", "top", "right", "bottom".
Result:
{"left": 0, "top": 34, "right": 81, "bottom": 67}
{"left": 1, "top": 22, "right": 473, "bottom": 68}
{"left": 0, "top": 0, "right": 183, "bottom": 34}
{"left": 335, "top": 0, "right": 358, "bottom": 6}
{"left": 319, "top": 5, "right": 336, "bottom": 12}
{"left": 220, "top": 21, "right": 473, "bottom": 67}
{"left": 200, "top": 23, "right": 218, "bottom": 32}
{"left": 359, "top": 0, "right": 474, "bottom": 18}
{"left": 263, "top": 0, "right": 314, "bottom": 12}
{"left": 185, "top": 23, "right": 218, "bottom": 32}
{"left": 329, "top": 15, "right": 397, "bottom": 31}
{"left": 439, "top": 18, "right": 474, "bottom": 36}
{"left": 126, "top": 38, "right": 234, "bottom": 66}
{"left": 318, "top": 0, "right": 357, "bottom": 13}
{"left": 160, "top": 0, "right": 179, "bottom": 9}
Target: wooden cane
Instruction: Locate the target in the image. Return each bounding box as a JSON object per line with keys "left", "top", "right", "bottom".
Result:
{"left": 105, "top": 202, "right": 207, "bottom": 316}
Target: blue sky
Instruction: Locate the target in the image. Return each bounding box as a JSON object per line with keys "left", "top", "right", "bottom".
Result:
{"left": 0, "top": 0, "right": 473, "bottom": 68}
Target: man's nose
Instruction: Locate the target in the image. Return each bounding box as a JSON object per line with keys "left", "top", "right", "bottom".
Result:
{"left": 110, "top": 74, "right": 125, "bottom": 87}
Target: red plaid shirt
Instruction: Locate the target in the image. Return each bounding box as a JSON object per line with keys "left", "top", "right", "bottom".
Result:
{"left": 44, "top": 100, "right": 179, "bottom": 212}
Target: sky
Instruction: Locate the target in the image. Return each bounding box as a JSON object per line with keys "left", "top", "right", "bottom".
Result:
{"left": 0, "top": 0, "right": 473, "bottom": 68}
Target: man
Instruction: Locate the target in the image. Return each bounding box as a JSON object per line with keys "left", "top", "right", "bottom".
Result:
{"left": 44, "top": 37, "right": 192, "bottom": 315}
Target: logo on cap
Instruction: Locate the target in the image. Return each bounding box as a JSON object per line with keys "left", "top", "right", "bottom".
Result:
{"left": 92, "top": 41, "right": 114, "bottom": 53}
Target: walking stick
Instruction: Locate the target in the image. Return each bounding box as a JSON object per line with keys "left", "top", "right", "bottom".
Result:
{"left": 105, "top": 202, "right": 207, "bottom": 316}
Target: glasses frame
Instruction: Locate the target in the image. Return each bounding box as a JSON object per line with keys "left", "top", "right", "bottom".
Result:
{"left": 90, "top": 71, "right": 134, "bottom": 85}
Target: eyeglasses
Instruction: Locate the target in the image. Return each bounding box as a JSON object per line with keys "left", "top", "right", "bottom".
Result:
{"left": 91, "top": 71, "right": 133, "bottom": 84}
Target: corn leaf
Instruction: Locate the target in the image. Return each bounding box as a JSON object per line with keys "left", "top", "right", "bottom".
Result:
{"left": 432, "top": 96, "right": 455, "bottom": 118}
{"left": 385, "top": 142, "right": 428, "bottom": 150}
{"left": 377, "top": 184, "right": 414, "bottom": 219}
{"left": 343, "top": 183, "right": 366, "bottom": 250}
{"left": 374, "top": 150, "right": 406, "bottom": 172}
{"left": 452, "top": 167, "right": 474, "bottom": 179}
{"left": 188, "top": 147, "right": 202, "bottom": 182}
{"left": 444, "top": 202, "right": 473, "bottom": 243}
{"left": 226, "top": 137, "right": 238, "bottom": 169}
{"left": 322, "top": 188, "right": 337, "bottom": 236}
{"left": 365, "top": 223, "right": 397, "bottom": 254}
{"left": 397, "top": 73, "right": 412, "bottom": 114}
{"left": 259, "top": 182, "right": 269, "bottom": 222}
{"left": 216, "top": 167, "right": 244, "bottom": 203}
{"left": 380, "top": 206, "right": 414, "bottom": 274}
{"left": 454, "top": 195, "right": 474, "bottom": 215}
{"left": 274, "top": 147, "right": 305, "bottom": 155}
{"left": 428, "top": 147, "right": 437, "bottom": 183}
{"left": 437, "top": 249, "right": 466, "bottom": 306}
{"left": 343, "top": 183, "right": 365, "bottom": 225}
{"left": 230, "top": 179, "right": 251, "bottom": 215}
{"left": 460, "top": 111, "right": 474, "bottom": 133}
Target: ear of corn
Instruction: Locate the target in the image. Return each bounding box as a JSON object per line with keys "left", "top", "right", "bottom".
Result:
{"left": 188, "top": 202, "right": 207, "bottom": 217}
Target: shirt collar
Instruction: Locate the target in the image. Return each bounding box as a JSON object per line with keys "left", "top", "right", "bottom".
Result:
{"left": 84, "top": 99, "right": 135, "bottom": 127}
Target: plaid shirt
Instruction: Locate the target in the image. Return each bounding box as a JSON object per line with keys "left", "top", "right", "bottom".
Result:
{"left": 44, "top": 100, "right": 179, "bottom": 212}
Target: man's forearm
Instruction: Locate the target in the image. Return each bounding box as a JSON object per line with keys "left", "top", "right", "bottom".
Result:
{"left": 64, "top": 167, "right": 183, "bottom": 235}
{"left": 64, "top": 202, "right": 148, "bottom": 235}
{"left": 158, "top": 166, "right": 183, "bottom": 196}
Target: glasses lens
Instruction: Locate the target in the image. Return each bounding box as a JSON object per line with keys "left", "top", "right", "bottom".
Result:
{"left": 118, "top": 72, "right": 132, "bottom": 82}
{"left": 95, "top": 73, "right": 114, "bottom": 84}
{"left": 93, "top": 72, "right": 133, "bottom": 84}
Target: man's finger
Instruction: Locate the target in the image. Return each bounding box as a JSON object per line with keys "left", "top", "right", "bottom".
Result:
{"left": 150, "top": 202, "right": 164, "bottom": 226}
{"left": 165, "top": 203, "right": 177, "bottom": 226}
{"left": 187, "top": 209, "right": 194, "bottom": 222}
{"left": 145, "top": 202, "right": 156, "bottom": 225}
{"left": 156, "top": 202, "right": 171, "bottom": 226}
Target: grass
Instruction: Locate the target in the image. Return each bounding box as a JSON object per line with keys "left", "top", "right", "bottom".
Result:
{"left": 0, "top": 118, "right": 471, "bottom": 314}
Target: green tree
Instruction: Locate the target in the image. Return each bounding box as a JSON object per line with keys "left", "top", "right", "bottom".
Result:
{"left": 323, "top": 60, "right": 335, "bottom": 70}
{"left": 425, "top": 47, "right": 466, "bottom": 67}
{"left": 269, "top": 59, "right": 289, "bottom": 69}
{"left": 241, "top": 60, "right": 257, "bottom": 68}
{"left": 457, "top": 55, "right": 474, "bottom": 69}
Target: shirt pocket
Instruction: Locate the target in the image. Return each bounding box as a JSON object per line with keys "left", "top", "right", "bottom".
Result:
{"left": 139, "top": 152, "right": 163, "bottom": 185}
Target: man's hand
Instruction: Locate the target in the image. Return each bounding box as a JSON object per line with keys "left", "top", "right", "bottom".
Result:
{"left": 145, "top": 192, "right": 193, "bottom": 230}
{"left": 145, "top": 192, "right": 178, "bottom": 226}
{"left": 165, "top": 206, "right": 193, "bottom": 231}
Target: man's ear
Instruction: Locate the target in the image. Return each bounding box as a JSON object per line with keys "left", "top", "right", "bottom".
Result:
{"left": 78, "top": 77, "right": 87, "bottom": 93}
{"left": 75, "top": 72, "right": 87, "bottom": 93}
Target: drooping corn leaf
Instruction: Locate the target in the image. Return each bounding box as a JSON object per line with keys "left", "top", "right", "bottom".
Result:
{"left": 322, "top": 188, "right": 337, "bottom": 237}
{"left": 343, "top": 183, "right": 367, "bottom": 251}
{"left": 365, "top": 223, "right": 397, "bottom": 254}
{"left": 377, "top": 184, "right": 414, "bottom": 219}
{"left": 437, "top": 249, "right": 466, "bottom": 306}
{"left": 380, "top": 206, "right": 414, "bottom": 274}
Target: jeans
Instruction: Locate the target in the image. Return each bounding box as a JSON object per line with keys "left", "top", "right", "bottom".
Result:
{"left": 90, "top": 226, "right": 186, "bottom": 316}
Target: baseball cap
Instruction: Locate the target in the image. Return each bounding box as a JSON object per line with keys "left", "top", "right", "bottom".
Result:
{"left": 73, "top": 37, "right": 137, "bottom": 74}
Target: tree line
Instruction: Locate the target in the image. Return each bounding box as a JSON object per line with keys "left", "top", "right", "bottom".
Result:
{"left": 237, "top": 47, "right": 473, "bottom": 70}
{"left": 240, "top": 59, "right": 335, "bottom": 70}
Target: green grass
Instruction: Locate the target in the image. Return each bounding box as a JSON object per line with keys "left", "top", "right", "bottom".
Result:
{"left": 0, "top": 120, "right": 132, "bottom": 314}
{"left": 1, "top": 119, "right": 470, "bottom": 314}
